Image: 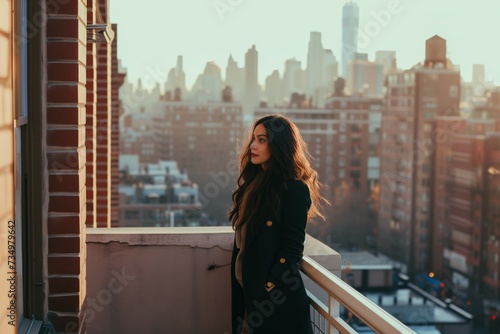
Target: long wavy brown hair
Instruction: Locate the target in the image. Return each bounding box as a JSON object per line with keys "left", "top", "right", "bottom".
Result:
{"left": 229, "top": 114, "right": 328, "bottom": 230}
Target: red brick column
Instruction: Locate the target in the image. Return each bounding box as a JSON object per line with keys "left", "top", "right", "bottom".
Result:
{"left": 95, "top": 0, "right": 112, "bottom": 228}
{"left": 86, "top": 0, "right": 97, "bottom": 228}
{"left": 111, "top": 24, "right": 125, "bottom": 227}
{"left": 45, "top": 0, "right": 87, "bottom": 332}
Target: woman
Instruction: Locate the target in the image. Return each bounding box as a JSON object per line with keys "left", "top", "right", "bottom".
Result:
{"left": 229, "top": 114, "right": 327, "bottom": 334}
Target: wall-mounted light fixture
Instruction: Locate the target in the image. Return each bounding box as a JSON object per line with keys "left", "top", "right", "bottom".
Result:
{"left": 87, "top": 23, "right": 114, "bottom": 44}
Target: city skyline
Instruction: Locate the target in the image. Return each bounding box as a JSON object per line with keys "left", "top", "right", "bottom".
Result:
{"left": 3, "top": 1, "right": 499, "bottom": 333}
{"left": 111, "top": 0, "right": 500, "bottom": 89}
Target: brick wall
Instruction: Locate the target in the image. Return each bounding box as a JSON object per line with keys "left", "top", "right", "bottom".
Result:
{"left": 45, "top": 1, "right": 88, "bottom": 332}
{"left": 95, "top": 0, "right": 112, "bottom": 228}
{"left": 111, "top": 24, "right": 125, "bottom": 227}
{"left": 86, "top": 0, "right": 97, "bottom": 227}
{"left": 0, "top": 0, "right": 16, "bottom": 333}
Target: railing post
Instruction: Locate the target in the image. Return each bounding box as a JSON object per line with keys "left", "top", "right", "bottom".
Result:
{"left": 329, "top": 295, "right": 340, "bottom": 334}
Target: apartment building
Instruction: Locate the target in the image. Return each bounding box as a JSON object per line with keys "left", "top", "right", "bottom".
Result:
{"left": 378, "top": 35, "right": 461, "bottom": 275}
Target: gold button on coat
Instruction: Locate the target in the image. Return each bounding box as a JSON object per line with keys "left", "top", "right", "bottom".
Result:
{"left": 266, "top": 282, "right": 273, "bottom": 288}
{"left": 279, "top": 258, "right": 286, "bottom": 264}
{"left": 266, "top": 220, "right": 272, "bottom": 227}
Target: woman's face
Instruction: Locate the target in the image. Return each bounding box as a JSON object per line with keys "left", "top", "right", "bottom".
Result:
{"left": 250, "top": 123, "right": 271, "bottom": 166}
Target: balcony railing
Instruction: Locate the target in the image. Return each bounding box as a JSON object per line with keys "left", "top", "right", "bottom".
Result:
{"left": 300, "top": 256, "right": 415, "bottom": 334}
{"left": 86, "top": 227, "right": 414, "bottom": 333}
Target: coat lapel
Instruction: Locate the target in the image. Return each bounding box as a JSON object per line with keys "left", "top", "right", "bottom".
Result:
{"left": 243, "top": 210, "right": 278, "bottom": 251}
{"left": 244, "top": 219, "right": 264, "bottom": 251}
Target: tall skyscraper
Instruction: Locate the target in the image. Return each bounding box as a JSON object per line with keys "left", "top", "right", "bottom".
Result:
{"left": 244, "top": 44, "right": 259, "bottom": 116}
{"left": 346, "top": 53, "right": 384, "bottom": 96}
{"left": 322, "top": 49, "right": 339, "bottom": 87}
{"left": 471, "top": 64, "right": 488, "bottom": 96}
{"left": 282, "top": 58, "right": 304, "bottom": 100}
{"left": 375, "top": 50, "right": 397, "bottom": 75}
{"left": 165, "top": 55, "right": 186, "bottom": 95}
{"left": 342, "top": 1, "right": 360, "bottom": 77}
{"left": 472, "top": 64, "right": 485, "bottom": 84}
{"left": 264, "top": 70, "right": 281, "bottom": 107}
{"left": 306, "top": 31, "right": 324, "bottom": 98}
{"left": 191, "top": 61, "right": 222, "bottom": 102}
{"left": 225, "top": 54, "right": 245, "bottom": 102}
{"left": 378, "top": 35, "right": 461, "bottom": 275}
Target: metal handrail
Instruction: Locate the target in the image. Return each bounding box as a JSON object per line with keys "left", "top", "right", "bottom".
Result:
{"left": 300, "top": 256, "right": 416, "bottom": 334}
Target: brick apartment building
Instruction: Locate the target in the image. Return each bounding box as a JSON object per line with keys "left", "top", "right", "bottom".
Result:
{"left": 255, "top": 94, "right": 382, "bottom": 249}
{"left": 118, "top": 158, "right": 204, "bottom": 227}
{"left": 378, "top": 35, "right": 461, "bottom": 275}
{"left": 120, "top": 112, "right": 162, "bottom": 164}
{"left": 432, "top": 93, "right": 500, "bottom": 323}
{"left": 378, "top": 35, "right": 500, "bottom": 325}
{"left": 150, "top": 99, "right": 244, "bottom": 223}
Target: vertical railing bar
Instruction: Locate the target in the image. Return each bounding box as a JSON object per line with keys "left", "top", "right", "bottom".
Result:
{"left": 307, "top": 290, "right": 357, "bottom": 333}
{"left": 301, "top": 256, "right": 416, "bottom": 334}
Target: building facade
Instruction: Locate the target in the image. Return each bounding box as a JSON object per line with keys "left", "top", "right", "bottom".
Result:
{"left": 151, "top": 100, "right": 244, "bottom": 223}
{"left": 119, "top": 158, "right": 203, "bottom": 227}
{"left": 432, "top": 93, "right": 500, "bottom": 324}
{"left": 378, "top": 35, "right": 461, "bottom": 275}
{"left": 255, "top": 95, "right": 381, "bottom": 248}
{"left": 0, "top": 0, "right": 121, "bottom": 332}
{"left": 346, "top": 53, "right": 384, "bottom": 96}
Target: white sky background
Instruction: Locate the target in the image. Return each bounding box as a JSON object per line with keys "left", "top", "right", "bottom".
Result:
{"left": 111, "top": 0, "right": 500, "bottom": 90}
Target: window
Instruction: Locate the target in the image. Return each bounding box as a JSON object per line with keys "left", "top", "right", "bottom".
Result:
{"left": 14, "top": 0, "right": 47, "bottom": 327}
{"left": 338, "top": 169, "right": 345, "bottom": 178}
{"left": 12, "top": 0, "right": 27, "bottom": 326}
{"left": 449, "top": 85, "right": 458, "bottom": 98}
{"left": 351, "top": 139, "right": 361, "bottom": 154}
{"left": 14, "top": 3, "right": 28, "bottom": 126}
{"left": 350, "top": 157, "right": 361, "bottom": 167}
{"left": 424, "top": 112, "right": 434, "bottom": 119}
{"left": 351, "top": 124, "right": 360, "bottom": 132}
{"left": 125, "top": 210, "right": 140, "bottom": 219}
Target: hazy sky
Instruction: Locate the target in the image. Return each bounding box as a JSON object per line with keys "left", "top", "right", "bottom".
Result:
{"left": 111, "top": 0, "right": 500, "bottom": 89}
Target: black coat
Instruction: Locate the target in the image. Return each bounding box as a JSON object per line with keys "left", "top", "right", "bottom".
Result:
{"left": 231, "top": 179, "right": 313, "bottom": 334}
